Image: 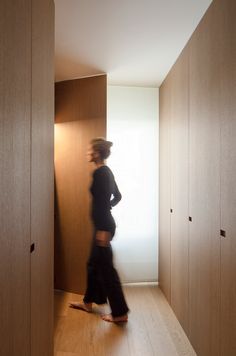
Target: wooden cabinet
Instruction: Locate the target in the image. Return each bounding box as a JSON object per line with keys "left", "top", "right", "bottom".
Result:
{"left": 0, "top": 1, "right": 54, "bottom": 355}
{"left": 219, "top": 1, "right": 236, "bottom": 355}
{"left": 159, "top": 77, "right": 171, "bottom": 303}
{"left": 188, "top": 6, "right": 221, "bottom": 354}
{"left": 54, "top": 76, "right": 107, "bottom": 295}
{"left": 170, "top": 48, "right": 189, "bottom": 335}
{"left": 159, "top": 1, "right": 236, "bottom": 355}
{"left": 30, "top": 0, "right": 54, "bottom": 355}
{"left": 0, "top": 1, "right": 31, "bottom": 354}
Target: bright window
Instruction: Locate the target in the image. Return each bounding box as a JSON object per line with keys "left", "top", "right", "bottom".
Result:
{"left": 107, "top": 85, "right": 159, "bottom": 282}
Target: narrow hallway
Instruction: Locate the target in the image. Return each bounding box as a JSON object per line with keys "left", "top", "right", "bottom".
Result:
{"left": 54, "top": 285, "right": 195, "bottom": 356}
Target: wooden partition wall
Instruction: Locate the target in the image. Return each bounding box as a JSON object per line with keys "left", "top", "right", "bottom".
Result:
{"left": 159, "top": 0, "right": 236, "bottom": 355}
{"left": 54, "top": 75, "right": 107, "bottom": 294}
{"left": 0, "top": 1, "right": 54, "bottom": 355}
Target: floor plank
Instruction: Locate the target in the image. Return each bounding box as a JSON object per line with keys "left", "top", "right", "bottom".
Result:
{"left": 54, "top": 285, "right": 196, "bottom": 356}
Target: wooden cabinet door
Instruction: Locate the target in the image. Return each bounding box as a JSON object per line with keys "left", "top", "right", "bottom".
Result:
{"left": 54, "top": 76, "right": 107, "bottom": 294}
{"left": 219, "top": 1, "right": 236, "bottom": 355}
{"left": 159, "top": 77, "right": 171, "bottom": 302}
{"left": 0, "top": 1, "right": 31, "bottom": 355}
{"left": 30, "top": 0, "right": 54, "bottom": 355}
{"left": 170, "top": 48, "right": 189, "bottom": 335}
{"left": 188, "top": 6, "right": 221, "bottom": 356}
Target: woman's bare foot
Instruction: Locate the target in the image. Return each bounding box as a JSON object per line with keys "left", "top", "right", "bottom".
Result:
{"left": 69, "top": 302, "right": 93, "bottom": 313}
{"left": 101, "top": 313, "right": 128, "bottom": 323}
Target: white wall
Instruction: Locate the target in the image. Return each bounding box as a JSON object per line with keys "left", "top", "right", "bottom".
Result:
{"left": 107, "top": 85, "right": 159, "bottom": 282}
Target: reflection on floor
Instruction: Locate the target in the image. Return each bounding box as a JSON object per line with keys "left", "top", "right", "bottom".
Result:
{"left": 54, "top": 284, "right": 196, "bottom": 356}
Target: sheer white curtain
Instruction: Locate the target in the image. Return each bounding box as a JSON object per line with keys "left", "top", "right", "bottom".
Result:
{"left": 107, "top": 86, "right": 159, "bottom": 282}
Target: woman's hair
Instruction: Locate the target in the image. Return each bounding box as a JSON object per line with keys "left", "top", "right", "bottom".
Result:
{"left": 90, "top": 137, "right": 113, "bottom": 160}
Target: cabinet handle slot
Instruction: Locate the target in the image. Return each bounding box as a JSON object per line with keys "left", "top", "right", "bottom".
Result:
{"left": 220, "top": 230, "right": 226, "bottom": 238}
{"left": 30, "top": 243, "right": 35, "bottom": 253}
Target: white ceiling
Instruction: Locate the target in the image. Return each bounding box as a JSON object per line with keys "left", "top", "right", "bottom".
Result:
{"left": 55, "top": 0, "right": 212, "bottom": 87}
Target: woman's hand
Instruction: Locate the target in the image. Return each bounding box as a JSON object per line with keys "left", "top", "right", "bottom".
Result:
{"left": 96, "top": 230, "right": 111, "bottom": 247}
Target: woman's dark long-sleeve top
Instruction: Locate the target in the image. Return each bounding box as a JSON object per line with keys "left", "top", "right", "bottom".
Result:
{"left": 90, "top": 165, "right": 122, "bottom": 236}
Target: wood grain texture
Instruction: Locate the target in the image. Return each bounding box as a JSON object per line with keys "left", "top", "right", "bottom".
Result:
{"left": 219, "top": 0, "right": 236, "bottom": 355}
{"left": 54, "top": 75, "right": 107, "bottom": 294}
{"left": 31, "top": 0, "right": 55, "bottom": 355}
{"left": 55, "top": 76, "right": 107, "bottom": 123}
{"left": 54, "top": 286, "right": 196, "bottom": 356}
{"left": 188, "top": 2, "right": 221, "bottom": 355}
{"left": 159, "top": 76, "right": 171, "bottom": 303}
{"left": 159, "top": 1, "right": 236, "bottom": 355}
{"left": 169, "top": 47, "right": 189, "bottom": 335}
{"left": 0, "top": 1, "right": 31, "bottom": 355}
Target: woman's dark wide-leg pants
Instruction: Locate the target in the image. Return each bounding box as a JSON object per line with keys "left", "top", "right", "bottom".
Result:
{"left": 83, "top": 236, "right": 129, "bottom": 317}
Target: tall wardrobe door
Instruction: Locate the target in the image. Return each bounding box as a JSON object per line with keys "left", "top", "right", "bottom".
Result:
{"left": 31, "top": 0, "right": 54, "bottom": 355}
{"left": 0, "top": 1, "right": 31, "bottom": 355}
{"left": 219, "top": 1, "right": 236, "bottom": 355}
{"left": 54, "top": 76, "right": 107, "bottom": 294}
{"left": 159, "top": 77, "right": 171, "bottom": 302}
{"left": 170, "top": 48, "right": 189, "bottom": 334}
{"left": 188, "top": 6, "right": 221, "bottom": 356}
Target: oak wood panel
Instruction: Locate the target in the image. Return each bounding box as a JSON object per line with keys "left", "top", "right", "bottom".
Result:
{"left": 31, "top": 0, "right": 54, "bottom": 355}
{"left": 54, "top": 76, "right": 106, "bottom": 294}
{"left": 55, "top": 76, "right": 107, "bottom": 123}
{"left": 159, "top": 76, "right": 171, "bottom": 302}
{"left": 219, "top": 0, "right": 236, "bottom": 355}
{"left": 170, "top": 48, "right": 189, "bottom": 335}
{"left": 188, "top": 3, "right": 221, "bottom": 355}
{"left": 0, "top": 1, "right": 31, "bottom": 355}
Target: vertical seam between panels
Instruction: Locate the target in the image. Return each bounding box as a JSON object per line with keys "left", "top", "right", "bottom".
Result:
{"left": 30, "top": 0, "right": 33, "bottom": 355}
{"left": 169, "top": 83, "right": 172, "bottom": 304}
{"left": 219, "top": 48, "right": 222, "bottom": 356}
{"left": 187, "top": 46, "right": 190, "bottom": 337}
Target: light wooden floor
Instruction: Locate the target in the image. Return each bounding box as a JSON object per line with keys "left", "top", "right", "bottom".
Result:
{"left": 54, "top": 284, "right": 196, "bottom": 356}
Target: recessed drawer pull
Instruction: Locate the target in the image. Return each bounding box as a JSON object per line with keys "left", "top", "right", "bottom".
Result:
{"left": 220, "top": 230, "right": 226, "bottom": 238}
{"left": 30, "top": 243, "right": 35, "bottom": 253}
